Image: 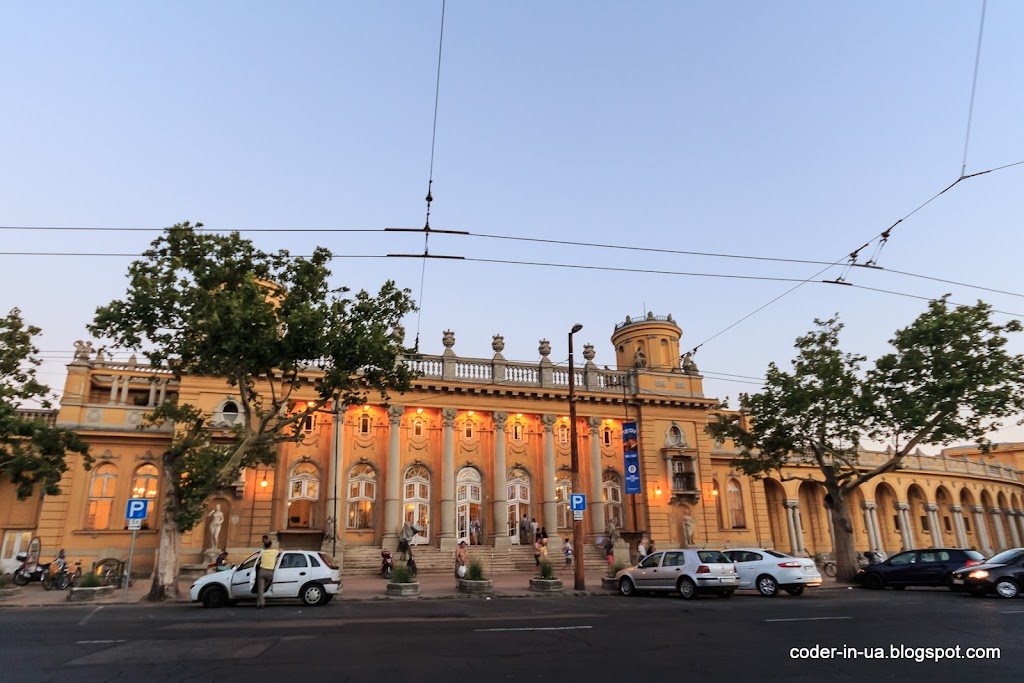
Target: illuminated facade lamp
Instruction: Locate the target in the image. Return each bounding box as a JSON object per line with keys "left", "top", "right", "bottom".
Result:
{"left": 260, "top": 471, "right": 268, "bottom": 488}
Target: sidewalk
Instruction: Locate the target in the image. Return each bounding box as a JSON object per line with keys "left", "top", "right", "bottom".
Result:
{"left": 0, "top": 568, "right": 853, "bottom": 608}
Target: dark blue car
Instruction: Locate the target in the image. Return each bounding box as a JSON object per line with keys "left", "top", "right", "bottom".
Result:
{"left": 856, "top": 548, "right": 985, "bottom": 590}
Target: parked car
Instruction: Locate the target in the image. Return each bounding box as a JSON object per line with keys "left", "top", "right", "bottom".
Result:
{"left": 615, "top": 549, "right": 739, "bottom": 599}
{"left": 723, "top": 548, "right": 821, "bottom": 596}
{"left": 856, "top": 548, "right": 985, "bottom": 590}
{"left": 190, "top": 550, "right": 340, "bottom": 608}
{"left": 951, "top": 547, "right": 1024, "bottom": 599}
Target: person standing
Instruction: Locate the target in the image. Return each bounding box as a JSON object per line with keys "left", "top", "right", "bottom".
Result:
{"left": 256, "top": 536, "right": 279, "bottom": 610}
{"left": 563, "top": 538, "right": 574, "bottom": 570}
{"left": 520, "top": 514, "right": 529, "bottom": 543}
{"left": 636, "top": 538, "right": 647, "bottom": 564}
{"left": 455, "top": 540, "right": 468, "bottom": 587}
{"left": 540, "top": 528, "right": 549, "bottom": 559}
{"left": 533, "top": 536, "right": 543, "bottom": 567}
{"left": 647, "top": 539, "right": 656, "bottom": 557}
{"left": 604, "top": 538, "right": 615, "bottom": 575}
{"left": 530, "top": 518, "right": 539, "bottom": 543}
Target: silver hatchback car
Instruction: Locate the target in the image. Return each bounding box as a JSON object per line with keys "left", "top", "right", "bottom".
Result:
{"left": 615, "top": 549, "right": 739, "bottom": 599}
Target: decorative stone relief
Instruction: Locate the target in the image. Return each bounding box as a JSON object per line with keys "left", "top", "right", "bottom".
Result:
{"left": 441, "top": 408, "right": 457, "bottom": 428}
{"left": 387, "top": 405, "right": 405, "bottom": 424}
{"left": 87, "top": 409, "right": 102, "bottom": 423}
{"left": 541, "top": 414, "right": 557, "bottom": 431}
{"left": 493, "top": 411, "right": 508, "bottom": 429}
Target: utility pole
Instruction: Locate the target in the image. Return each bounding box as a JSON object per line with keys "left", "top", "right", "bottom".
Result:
{"left": 568, "top": 323, "right": 585, "bottom": 591}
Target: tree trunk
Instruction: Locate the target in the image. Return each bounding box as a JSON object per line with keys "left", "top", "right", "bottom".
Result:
{"left": 147, "top": 454, "right": 183, "bottom": 601}
{"left": 824, "top": 486, "right": 859, "bottom": 583}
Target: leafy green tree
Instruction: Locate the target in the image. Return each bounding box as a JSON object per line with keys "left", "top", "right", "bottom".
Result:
{"left": 707, "top": 298, "right": 1024, "bottom": 582}
{"left": 90, "top": 223, "right": 416, "bottom": 600}
{"left": 0, "top": 308, "right": 90, "bottom": 498}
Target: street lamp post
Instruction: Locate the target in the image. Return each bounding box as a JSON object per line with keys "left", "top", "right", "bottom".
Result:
{"left": 568, "top": 323, "right": 585, "bottom": 591}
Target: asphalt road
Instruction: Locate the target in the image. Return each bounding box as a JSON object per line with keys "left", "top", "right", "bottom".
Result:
{"left": 2, "top": 588, "right": 1020, "bottom": 681}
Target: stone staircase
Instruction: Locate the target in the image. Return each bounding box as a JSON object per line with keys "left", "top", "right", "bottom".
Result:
{"left": 341, "top": 543, "right": 608, "bottom": 575}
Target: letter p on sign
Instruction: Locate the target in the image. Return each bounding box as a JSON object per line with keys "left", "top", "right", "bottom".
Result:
{"left": 126, "top": 499, "right": 149, "bottom": 519}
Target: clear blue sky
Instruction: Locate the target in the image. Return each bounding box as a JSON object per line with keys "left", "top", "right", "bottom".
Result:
{"left": 3, "top": 1, "right": 1023, "bottom": 447}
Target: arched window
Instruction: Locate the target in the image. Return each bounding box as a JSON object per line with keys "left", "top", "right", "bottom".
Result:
{"left": 131, "top": 464, "right": 159, "bottom": 522}
{"left": 87, "top": 464, "right": 118, "bottom": 530}
{"left": 713, "top": 478, "right": 724, "bottom": 529}
{"left": 602, "top": 425, "right": 612, "bottom": 447}
{"left": 555, "top": 477, "right": 572, "bottom": 529}
{"left": 287, "top": 462, "right": 320, "bottom": 529}
{"left": 463, "top": 420, "right": 475, "bottom": 440}
{"left": 346, "top": 464, "right": 376, "bottom": 530}
{"left": 218, "top": 399, "right": 241, "bottom": 425}
{"left": 412, "top": 417, "right": 424, "bottom": 438}
{"left": 558, "top": 423, "right": 569, "bottom": 445}
{"left": 602, "top": 471, "right": 623, "bottom": 530}
{"left": 727, "top": 478, "right": 746, "bottom": 529}
{"left": 358, "top": 412, "right": 372, "bottom": 435}
{"left": 512, "top": 422, "right": 524, "bottom": 441}
{"left": 403, "top": 465, "right": 431, "bottom": 543}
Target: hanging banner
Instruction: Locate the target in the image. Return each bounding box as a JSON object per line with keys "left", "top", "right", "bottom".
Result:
{"left": 622, "top": 421, "right": 641, "bottom": 494}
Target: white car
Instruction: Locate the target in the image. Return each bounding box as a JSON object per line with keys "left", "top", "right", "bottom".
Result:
{"left": 723, "top": 548, "right": 821, "bottom": 596}
{"left": 615, "top": 549, "right": 740, "bottom": 599}
{"left": 190, "top": 550, "right": 341, "bottom": 608}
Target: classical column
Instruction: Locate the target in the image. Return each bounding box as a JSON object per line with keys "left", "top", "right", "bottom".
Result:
{"left": 1015, "top": 510, "right": 1024, "bottom": 546}
{"left": 925, "top": 503, "right": 943, "bottom": 548}
{"left": 792, "top": 501, "right": 806, "bottom": 556}
{"left": 157, "top": 379, "right": 168, "bottom": 405}
{"left": 896, "top": 502, "right": 914, "bottom": 551}
{"left": 382, "top": 405, "right": 405, "bottom": 550}
{"left": 439, "top": 408, "right": 457, "bottom": 553}
{"left": 1008, "top": 510, "right": 1024, "bottom": 548}
{"left": 863, "top": 502, "right": 882, "bottom": 553}
{"left": 147, "top": 380, "right": 157, "bottom": 407}
{"left": 492, "top": 412, "right": 510, "bottom": 548}
{"left": 119, "top": 375, "right": 130, "bottom": 404}
{"left": 323, "top": 406, "right": 345, "bottom": 556}
{"left": 971, "top": 505, "right": 993, "bottom": 556}
{"left": 990, "top": 508, "right": 1008, "bottom": 552}
{"left": 108, "top": 377, "right": 118, "bottom": 404}
{"left": 784, "top": 501, "right": 799, "bottom": 555}
{"left": 587, "top": 417, "right": 605, "bottom": 536}
{"left": 541, "top": 414, "right": 558, "bottom": 536}
{"left": 950, "top": 505, "right": 968, "bottom": 548}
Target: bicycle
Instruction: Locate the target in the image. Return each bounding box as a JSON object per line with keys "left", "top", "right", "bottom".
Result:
{"left": 814, "top": 554, "right": 837, "bottom": 578}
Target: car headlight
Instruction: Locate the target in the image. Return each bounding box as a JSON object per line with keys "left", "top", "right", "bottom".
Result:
{"left": 968, "top": 570, "right": 989, "bottom": 580}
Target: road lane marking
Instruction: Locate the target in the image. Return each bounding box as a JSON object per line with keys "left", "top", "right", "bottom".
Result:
{"left": 764, "top": 616, "right": 852, "bottom": 623}
{"left": 475, "top": 626, "right": 594, "bottom": 632}
{"left": 76, "top": 640, "right": 127, "bottom": 644}
{"left": 78, "top": 605, "right": 103, "bottom": 626}
{"left": 1000, "top": 610, "right": 1024, "bottom": 614}
{"left": 163, "top": 613, "right": 606, "bottom": 630}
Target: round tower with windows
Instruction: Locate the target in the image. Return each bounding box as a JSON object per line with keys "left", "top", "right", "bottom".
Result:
{"left": 610, "top": 312, "right": 683, "bottom": 373}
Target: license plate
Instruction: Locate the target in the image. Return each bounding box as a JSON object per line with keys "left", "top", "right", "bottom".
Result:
{"left": 952, "top": 578, "right": 964, "bottom": 585}
{"left": 803, "top": 566, "right": 815, "bottom": 574}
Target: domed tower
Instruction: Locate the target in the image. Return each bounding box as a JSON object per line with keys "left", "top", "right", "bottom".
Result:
{"left": 611, "top": 312, "right": 682, "bottom": 373}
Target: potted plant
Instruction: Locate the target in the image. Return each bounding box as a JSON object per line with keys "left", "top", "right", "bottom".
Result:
{"left": 458, "top": 559, "right": 493, "bottom": 594}
{"left": 385, "top": 565, "right": 420, "bottom": 597}
{"left": 67, "top": 571, "right": 117, "bottom": 602}
{"left": 529, "top": 559, "right": 563, "bottom": 592}
{"left": 602, "top": 561, "right": 628, "bottom": 591}
{"left": 0, "top": 574, "right": 19, "bottom": 601}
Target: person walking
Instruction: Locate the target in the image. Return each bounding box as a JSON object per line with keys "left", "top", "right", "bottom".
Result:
{"left": 533, "top": 536, "right": 543, "bottom": 567}
{"left": 255, "top": 535, "right": 279, "bottom": 610}
{"left": 530, "top": 518, "right": 539, "bottom": 543}
{"left": 604, "top": 538, "right": 615, "bottom": 575}
{"left": 455, "top": 540, "right": 468, "bottom": 587}
{"left": 647, "top": 538, "right": 656, "bottom": 557}
{"left": 563, "top": 538, "right": 574, "bottom": 571}
{"left": 540, "top": 528, "right": 549, "bottom": 559}
{"left": 636, "top": 538, "right": 647, "bottom": 564}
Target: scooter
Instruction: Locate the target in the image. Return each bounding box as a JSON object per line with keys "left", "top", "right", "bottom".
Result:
{"left": 12, "top": 552, "right": 50, "bottom": 586}
{"left": 380, "top": 549, "right": 394, "bottom": 579}
{"left": 12, "top": 551, "right": 67, "bottom": 589}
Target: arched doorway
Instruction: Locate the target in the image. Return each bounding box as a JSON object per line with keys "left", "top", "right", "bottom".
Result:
{"left": 506, "top": 467, "right": 531, "bottom": 545}
{"left": 959, "top": 488, "right": 978, "bottom": 550}
{"left": 555, "top": 477, "right": 572, "bottom": 531}
{"left": 874, "top": 483, "right": 900, "bottom": 554}
{"left": 456, "top": 467, "right": 483, "bottom": 545}
{"left": 763, "top": 479, "right": 787, "bottom": 551}
{"left": 602, "top": 471, "right": 623, "bottom": 531}
{"left": 798, "top": 481, "right": 828, "bottom": 557}
{"left": 935, "top": 486, "right": 956, "bottom": 546}
{"left": 907, "top": 484, "right": 928, "bottom": 548}
{"left": 403, "top": 465, "right": 431, "bottom": 545}
{"left": 981, "top": 490, "right": 1001, "bottom": 551}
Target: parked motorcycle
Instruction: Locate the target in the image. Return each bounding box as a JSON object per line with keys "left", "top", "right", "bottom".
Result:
{"left": 12, "top": 552, "right": 49, "bottom": 586}
{"left": 13, "top": 550, "right": 69, "bottom": 589}
{"left": 380, "top": 548, "right": 394, "bottom": 579}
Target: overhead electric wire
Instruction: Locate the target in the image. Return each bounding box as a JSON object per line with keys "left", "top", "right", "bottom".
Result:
{"left": 961, "top": 0, "right": 988, "bottom": 177}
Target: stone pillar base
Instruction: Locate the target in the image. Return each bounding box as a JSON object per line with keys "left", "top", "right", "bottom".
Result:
{"left": 382, "top": 533, "right": 398, "bottom": 552}
{"left": 493, "top": 535, "right": 512, "bottom": 550}
{"left": 439, "top": 536, "right": 457, "bottom": 553}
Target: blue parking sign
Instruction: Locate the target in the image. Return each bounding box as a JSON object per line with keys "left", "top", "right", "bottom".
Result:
{"left": 126, "top": 499, "right": 150, "bottom": 519}
{"left": 570, "top": 494, "right": 586, "bottom": 511}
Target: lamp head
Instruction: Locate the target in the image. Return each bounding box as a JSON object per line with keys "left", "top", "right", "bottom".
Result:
{"left": 570, "top": 323, "right": 583, "bottom": 334}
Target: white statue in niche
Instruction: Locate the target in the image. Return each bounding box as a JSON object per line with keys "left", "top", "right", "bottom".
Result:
{"left": 682, "top": 508, "right": 696, "bottom": 546}
{"left": 207, "top": 503, "right": 225, "bottom": 550}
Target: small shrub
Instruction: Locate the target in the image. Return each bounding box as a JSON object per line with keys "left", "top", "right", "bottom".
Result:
{"left": 391, "top": 565, "right": 414, "bottom": 584}
{"left": 78, "top": 572, "right": 103, "bottom": 588}
{"left": 0, "top": 574, "right": 11, "bottom": 588}
{"left": 538, "top": 559, "right": 555, "bottom": 580}
{"left": 611, "top": 561, "right": 627, "bottom": 576}
{"left": 465, "top": 558, "right": 485, "bottom": 581}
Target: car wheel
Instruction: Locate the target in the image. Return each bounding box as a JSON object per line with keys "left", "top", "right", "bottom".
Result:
{"left": 718, "top": 590, "right": 734, "bottom": 599}
{"left": 677, "top": 577, "right": 697, "bottom": 600}
{"left": 756, "top": 574, "right": 778, "bottom": 597}
{"left": 994, "top": 579, "right": 1019, "bottom": 599}
{"left": 864, "top": 573, "right": 884, "bottom": 590}
{"left": 785, "top": 586, "right": 805, "bottom": 596}
{"left": 201, "top": 586, "right": 228, "bottom": 608}
{"left": 301, "top": 582, "right": 328, "bottom": 606}
{"left": 618, "top": 577, "right": 636, "bottom": 597}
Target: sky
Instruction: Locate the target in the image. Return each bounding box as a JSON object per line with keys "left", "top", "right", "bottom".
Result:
{"left": 3, "top": 1, "right": 1023, "bottom": 450}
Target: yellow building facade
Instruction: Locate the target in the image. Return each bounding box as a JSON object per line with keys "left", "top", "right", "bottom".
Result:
{"left": 2, "top": 314, "right": 1023, "bottom": 575}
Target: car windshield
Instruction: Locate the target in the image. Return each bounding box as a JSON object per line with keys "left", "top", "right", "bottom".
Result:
{"left": 697, "top": 551, "right": 730, "bottom": 564}
{"left": 237, "top": 553, "right": 259, "bottom": 570}
{"left": 764, "top": 550, "right": 790, "bottom": 559}
{"left": 985, "top": 549, "right": 1024, "bottom": 565}
{"left": 965, "top": 550, "right": 985, "bottom": 561}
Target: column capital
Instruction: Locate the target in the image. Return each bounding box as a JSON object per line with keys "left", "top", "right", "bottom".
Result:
{"left": 541, "top": 414, "right": 557, "bottom": 431}
{"left": 925, "top": 503, "right": 939, "bottom": 512}
{"left": 971, "top": 505, "right": 985, "bottom": 514}
{"left": 441, "top": 408, "right": 458, "bottom": 428}
{"left": 896, "top": 502, "right": 910, "bottom": 511}
{"left": 862, "top": 501, "right": 877, "bottom": 511}
{"left": 989, "top": 507, "right": 1002, "bottom": 515}
{"left": 784, "top": 499, "right": 800, "bottom": 509}
{"left": 493, "top": 411, "right": 508, "bottom": 429}
{"left": 387, "top": 404, "right": 405, "bottom": 424}
{"left": 949, "top": 504, "right": 963, "bottom": 513}
{"left": 587, "top": 416, "right": 602, "bottom": 432}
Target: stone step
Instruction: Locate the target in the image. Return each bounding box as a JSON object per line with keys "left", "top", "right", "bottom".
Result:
{"left": 340, "top": 544, "right": 608, "bottom": 575}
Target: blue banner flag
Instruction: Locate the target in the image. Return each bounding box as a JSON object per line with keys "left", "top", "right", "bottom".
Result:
{"left": 622, "top": 421, "right": 641, "bottom": 494}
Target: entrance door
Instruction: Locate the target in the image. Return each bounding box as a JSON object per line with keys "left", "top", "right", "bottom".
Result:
{"left": 1, "top": 530, "right": 32, "bottom": 574}
{"left": 403, "top": 465, "right": 431, "bottom": 545}
{"left": 457, "top": 467, "right": 483, "bottom": 545}
{"left": 506, "top": 468, "right": 531, "bottom": 545}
